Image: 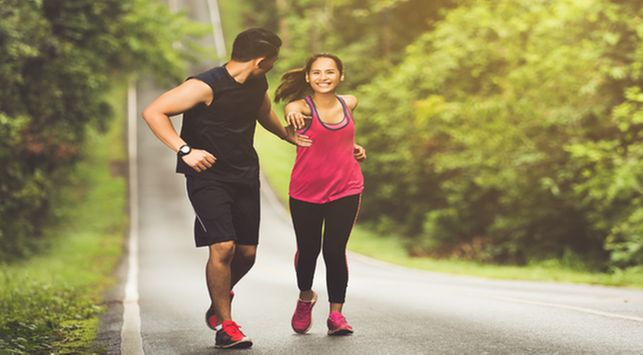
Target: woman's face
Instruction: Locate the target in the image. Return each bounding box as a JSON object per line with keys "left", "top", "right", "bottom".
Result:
{"left": 307, "top": 57, "right": 343, "bottom": 94}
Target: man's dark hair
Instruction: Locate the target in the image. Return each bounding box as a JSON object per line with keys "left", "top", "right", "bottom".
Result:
{"left": 231, "top": 28, "right": 282, "bottom": 62}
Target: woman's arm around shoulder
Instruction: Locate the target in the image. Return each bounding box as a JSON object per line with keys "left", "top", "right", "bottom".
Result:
{"left": 284, "top": 99, "right": 312, "bottom": 130}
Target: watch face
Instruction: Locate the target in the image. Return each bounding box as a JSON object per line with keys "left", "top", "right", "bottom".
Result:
{"left": 180, "top": 145, "right": 190, "bottom": 154}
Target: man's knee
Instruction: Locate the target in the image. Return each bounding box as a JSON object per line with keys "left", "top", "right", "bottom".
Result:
{"left": 209, "top": 240, "right": 236, "bottom": 264}
{"left": 235, "top": 245, "right": 257, "bottom": 266}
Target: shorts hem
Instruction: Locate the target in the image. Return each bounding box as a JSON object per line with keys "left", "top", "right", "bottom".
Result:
{"left": 235, "top": 241, "right": 259, "bottom": 246}
{"left": 196, "top": 237, "right": 236, "bottom": 248}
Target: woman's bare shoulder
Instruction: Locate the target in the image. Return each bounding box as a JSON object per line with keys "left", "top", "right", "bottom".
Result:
{"left": 339, "top": 95, "right": 358, "bottom": 110}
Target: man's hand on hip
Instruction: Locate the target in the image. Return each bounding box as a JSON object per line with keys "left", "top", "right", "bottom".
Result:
{"left": 183, "top": 149, "right": 217, "bottom": 173}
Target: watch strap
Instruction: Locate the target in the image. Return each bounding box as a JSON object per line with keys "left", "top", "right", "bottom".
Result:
{"left": 177, "top": 144, "right": 191, "bottom": 157}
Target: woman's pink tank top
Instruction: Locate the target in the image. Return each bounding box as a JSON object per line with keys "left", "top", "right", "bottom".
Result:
{"left": 289, "top": 96, "right": 364, "bottom": 204}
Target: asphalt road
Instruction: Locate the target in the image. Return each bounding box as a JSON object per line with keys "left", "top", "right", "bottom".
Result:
{"left": 133, "top": 92, "right": 643, "bottom": 354}
{"left": 99, "top": 0, "right": 643, "bottom": 354}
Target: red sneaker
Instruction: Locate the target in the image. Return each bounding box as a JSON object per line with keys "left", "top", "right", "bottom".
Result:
{"left": 291, "top": 292, "right": 317, "bottom": 334}
{"left": 215, "top": 320, "right": 252, "bottom": 349}
{"left": 205, "top": 290, "right": 235, "bottom": 330}
{"left": 327, "top": 311, "right": 353, "bottom": 336}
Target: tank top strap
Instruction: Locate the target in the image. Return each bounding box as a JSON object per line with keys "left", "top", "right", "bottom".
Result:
{"left": 304, "top": 96, "right": 317, "bottom": 118}
{"left": 297, "top": 96, "right": 317, "bottom": 134}
{"left": 336, "top": 95, "right": 353, "bottom": 121}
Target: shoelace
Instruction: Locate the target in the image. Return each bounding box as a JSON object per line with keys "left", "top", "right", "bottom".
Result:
{"left": 329, "top": 314, "right": 348, "bottom": 327}
{"left": 223, "top": 322, "right": 244, "bottom": 338}
{"left": 294, "top": 301, "right": 313, "bottom": 319}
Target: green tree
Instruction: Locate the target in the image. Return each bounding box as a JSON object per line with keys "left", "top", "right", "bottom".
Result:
{"left": 0, "top": 0, "right": 205, "bottom": 261}
{"left": 241, "top": 0, "right": 459, "bottom": 88}
{"left": 358, "top": 0, "right": 642, "bottom": 267}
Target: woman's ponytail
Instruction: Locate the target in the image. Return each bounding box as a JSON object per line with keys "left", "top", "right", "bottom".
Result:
{"left": 274, "top": 68, "right": 308, "bottom": 103}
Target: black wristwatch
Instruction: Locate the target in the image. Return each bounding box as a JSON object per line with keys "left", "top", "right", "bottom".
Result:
{"left": 177, "top": 144, "right": 191, "bottom": 157}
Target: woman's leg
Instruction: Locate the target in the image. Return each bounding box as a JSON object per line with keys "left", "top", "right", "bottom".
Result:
{"left": 322, "top": 194, "right": 361, "bottom": 311}
{"left": 289, "top": 197, "right": 324, "bottom": 298}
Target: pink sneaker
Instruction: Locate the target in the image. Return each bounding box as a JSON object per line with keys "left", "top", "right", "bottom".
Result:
{"left": 327, "top": 311, "right": 353, "bottom": 336}
{"left": 291, "top": 292, "right": 317, "bottom": 334}
{"left": 205, "top": 290, "right": 235, "bottom": 330}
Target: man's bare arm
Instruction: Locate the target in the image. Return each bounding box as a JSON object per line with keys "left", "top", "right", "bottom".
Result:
{"left": 256, "top": 93, "right": 288, "bottom": 139}
{"left": 142, "top": 79, "right": 212, "bottom": 152}
{"left": 257, "top": 94, "right": 313, "bottom": 147}
{"left": 142, "top": 79, "right": 216, "bottom": 172}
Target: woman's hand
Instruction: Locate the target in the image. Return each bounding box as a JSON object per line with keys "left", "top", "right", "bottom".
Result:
{"left": 284, "top": 125, "right": 313, "bottom": 147}
{"left": 182, "top": 149, "right": 216, "bottom": 173}
{"left": 353, "top": 144, "right": 366, "bottom": 161}
{"left": 285, "top": 111, "right": 312, "bottom": 130}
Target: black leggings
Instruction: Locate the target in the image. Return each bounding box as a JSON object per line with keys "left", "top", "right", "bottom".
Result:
{"left": 289, "top": 194, "right": 361, "bottom": 304}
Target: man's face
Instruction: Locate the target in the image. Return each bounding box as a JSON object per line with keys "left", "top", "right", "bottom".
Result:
{"left": 252, "top": 55, "right": 279, "bottom": 76}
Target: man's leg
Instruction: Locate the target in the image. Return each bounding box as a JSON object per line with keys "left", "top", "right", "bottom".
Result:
{"left": 207, "top": 239, "right": 253, "bottom": 349}
{"left": 206, "top": 240, "right": 236, "bottom": 322}
{"left": 229, "top": 181, "right": 260, "bottom": 288}
{"left": 187, "top": 176, "right": 237, "bottom": 318}
{"left": 206, "top": 245, "right": 255, "bottom": 314}
{"left": 231, "top": 244, "right": 257, "bottom": 287}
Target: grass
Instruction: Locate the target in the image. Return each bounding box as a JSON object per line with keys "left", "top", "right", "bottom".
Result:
{"left": 348, "top": 227, "right": 643, "bottom": 287}
{"left": 0, "top": 84, "right": 127, "bottom": 354}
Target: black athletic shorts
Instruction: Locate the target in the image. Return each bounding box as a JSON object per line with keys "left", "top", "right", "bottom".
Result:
{"left": 185, "top": 175, "right": 260, "bottom": 247}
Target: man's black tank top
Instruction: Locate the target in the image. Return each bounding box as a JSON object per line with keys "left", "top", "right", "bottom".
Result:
{"left": 176, "top": 65, "right": 268, "bottom": 182}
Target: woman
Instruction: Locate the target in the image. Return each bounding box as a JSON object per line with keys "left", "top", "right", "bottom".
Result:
{"left": 275, "top": 53, "right": 366, "bottom": 336}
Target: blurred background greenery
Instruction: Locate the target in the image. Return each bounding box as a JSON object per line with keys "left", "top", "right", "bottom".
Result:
{"left": 240, "top": 0, "right": 642, "bottom": 273}
{"left": 0, "top": 0, "right": 206, "bottom": 262}
{"left": 1, "top": 0, "right": 641, "bottom": 271}
{"left": 1, "top": 0, "right": 207, "bottom": 352}
{"left": 1, "top": 0, "right": 641, "bottom": 352}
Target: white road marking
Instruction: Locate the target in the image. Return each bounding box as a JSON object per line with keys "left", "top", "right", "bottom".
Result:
{"left": 494, "top": 296, "right": 643, "bottom": 323}
{"left": 121, "top": 81, "right": 145, "bottom": 355}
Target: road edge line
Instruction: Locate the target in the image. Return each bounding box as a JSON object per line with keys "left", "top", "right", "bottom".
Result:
{"left": 121, "top": 80, "right": 145, "bottom": 355}
{"left": 494, "top": 296, "right": 643, "bottom": 323}
{"left": 205, "top": 0, "right": 227, "bottom": 59}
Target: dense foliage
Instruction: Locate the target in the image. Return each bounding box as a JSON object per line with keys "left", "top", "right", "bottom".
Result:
{"left": 0, "top": 0, "right": 204, "bottom": 261}
{"left": 243, "top": 0, "right": 642, "bottom": 269}
{"left": 266, "top": 0, "right": 460, "bottom": 88}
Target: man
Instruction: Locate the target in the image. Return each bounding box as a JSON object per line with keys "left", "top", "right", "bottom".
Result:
{"left": 142, "top": 28, "right": 310, "bottom": 349}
